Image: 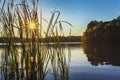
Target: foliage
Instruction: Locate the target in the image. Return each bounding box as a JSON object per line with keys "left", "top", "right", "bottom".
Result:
{"left": 0, "top": 0, "right": 72, "bottom": 80}
{"left": 82, "top": 16, "right": 120, "bottom": 43}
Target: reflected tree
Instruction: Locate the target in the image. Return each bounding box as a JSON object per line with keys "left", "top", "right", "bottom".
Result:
{"left": 82, "top": 43, "right": 120, "bottom": 66}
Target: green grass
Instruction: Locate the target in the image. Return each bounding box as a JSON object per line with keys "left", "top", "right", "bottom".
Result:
{"left": 0, "top": 0, "right": 72, "bottom": 80}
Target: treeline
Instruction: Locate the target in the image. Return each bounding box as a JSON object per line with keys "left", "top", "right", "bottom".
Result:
{"left": 82, "top": 16, "right": 120, "bottom": 43}
{"left": 44, "top": 36, "right": 81, "bottom": 42}
{"left": 0, "top": 36, "right": 81, "bottom": 43}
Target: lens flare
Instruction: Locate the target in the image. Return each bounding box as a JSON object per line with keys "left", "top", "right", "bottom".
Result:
{"left": 29, "top": 21, "right": 36, "bottom": 30}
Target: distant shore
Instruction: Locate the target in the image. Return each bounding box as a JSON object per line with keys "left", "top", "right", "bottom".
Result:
{"left": 0, "top": 36, "right": 82, "bottom": 43}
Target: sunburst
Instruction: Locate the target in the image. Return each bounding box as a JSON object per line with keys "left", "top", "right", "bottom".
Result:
{"left": 27, "top": 20, "right": 38, "bottom": 32}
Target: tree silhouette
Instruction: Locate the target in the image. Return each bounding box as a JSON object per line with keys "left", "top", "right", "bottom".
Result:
{"left": 82, "top": 16, "right": 120, "bottom": 43}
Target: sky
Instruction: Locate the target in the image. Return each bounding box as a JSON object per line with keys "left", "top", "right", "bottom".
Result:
{"left": 39, "top": 0, "right": 120, "bottom": 36}
{"left": 0, "top": 0, "right": 120, "bottom": 36}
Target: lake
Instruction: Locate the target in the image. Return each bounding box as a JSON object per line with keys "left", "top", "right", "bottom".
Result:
{"left": 0, "top": 42, "right": 120, "bottom": 80}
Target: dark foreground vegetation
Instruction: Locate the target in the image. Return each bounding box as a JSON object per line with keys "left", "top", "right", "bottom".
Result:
{"left": 82, "top": 16, "right": 120, "bottom": 43}
{"left": 0, "top": 0, "right": 73, "bottom": 79}
{"left": 0, "top": 36, "right": 81, "bottom": 43}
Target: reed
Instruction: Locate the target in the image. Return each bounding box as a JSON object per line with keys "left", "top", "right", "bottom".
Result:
{"left": 0, "top": 0, "right": 72, "bottom": 80}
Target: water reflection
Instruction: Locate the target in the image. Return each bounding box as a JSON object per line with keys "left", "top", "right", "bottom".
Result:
{"left": 0, "top": 43, "right": 71, "bottom": 80}
{"left": 82, "top": 43, "right": 120, "bottom": 66}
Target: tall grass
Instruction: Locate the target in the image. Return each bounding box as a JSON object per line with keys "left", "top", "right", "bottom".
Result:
{"left": 0, "top": 0, "right": 72, "bottom": 80}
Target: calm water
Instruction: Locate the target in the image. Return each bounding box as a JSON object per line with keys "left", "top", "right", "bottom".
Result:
{"left": 70, "top": 43, "right": 120, "bottom": 80}
{"left": 0, "top": 43, "right": 120, "bottom": 80}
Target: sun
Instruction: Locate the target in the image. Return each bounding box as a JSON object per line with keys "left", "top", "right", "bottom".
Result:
{"left": 26, "top": 20, "right": 38, "bottom": 34}
{"left": 28, "top": 21, "right": 36, "bottom": 30}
